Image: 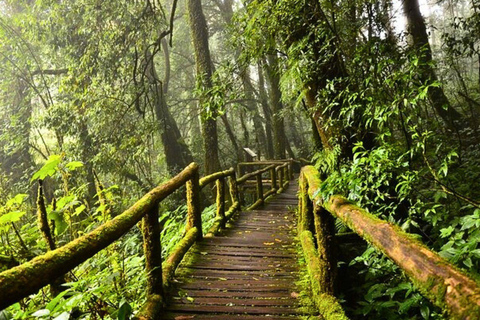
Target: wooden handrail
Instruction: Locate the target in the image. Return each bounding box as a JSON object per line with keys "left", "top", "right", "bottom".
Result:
{"left": 0, "top": 162, "right": 198, "bottom": 311}
{"left": 299, "top": 165, "right": 480, "bottom": 320}
{"left": 199, "top": 167, "right": 235, "bottom": 188}
{"left": 236, "top": 164, "right": 276, "bottom": 184}
{"left": 0, "top": 160, "right": 296, "bottom": 318}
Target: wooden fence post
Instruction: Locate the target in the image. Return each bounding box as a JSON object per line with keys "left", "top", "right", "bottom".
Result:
{"left": 270, "top": 167, "right": 277, "bottom": 191}
{"left": 256, "top": 173, "right": 264, "bottom": 205}
{"left": 228, "top": 172, "right": 239, "bottom": 205}
{"left": 142, "top": 203, "right": 163, "bottom": 297}
{"left": 186, "top": 168, "right": 202, "bottom": 240}
{"left": 216, "top": 177, "right": 226, "bottom": 228}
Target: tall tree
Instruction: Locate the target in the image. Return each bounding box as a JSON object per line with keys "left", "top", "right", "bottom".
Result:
{"left": 186, "top": 0, "right": 221, "bottom": 174}
{"left": 403, "top": 0, "right": 462, "bottom": 128}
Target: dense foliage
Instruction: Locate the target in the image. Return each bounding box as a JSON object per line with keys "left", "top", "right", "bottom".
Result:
{"left": 1, "top": 0, "right": 479, "bottom": 319}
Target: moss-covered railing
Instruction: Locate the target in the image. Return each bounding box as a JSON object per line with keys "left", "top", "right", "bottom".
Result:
{"left": 237, "top": 159, "right": 294, "bottom": 181}
{"left": 236, "top": 161, "right": 290, "bottom": 210}
{"left": 299, "top": 165, "right": 480, "bottom": 320}
{"left": 0, "top": 160, "right": 295, "bottom": 319}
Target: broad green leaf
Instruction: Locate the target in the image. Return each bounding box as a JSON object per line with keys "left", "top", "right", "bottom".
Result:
{"left": 31, "top": 155, "right": 62, "bottom": 182}
{"left": 117, "top": 302, "right": 132, "bottom": 320}
{"left": 0, "top": 211, "right": 26, "bottom": 224}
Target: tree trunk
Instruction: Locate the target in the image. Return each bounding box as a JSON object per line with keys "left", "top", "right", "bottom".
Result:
{"left": 145, "top": 45, "right": 194, "bottom": 175}
{"left": 403, "top": 0, "right": 462, "bottom": 128}
{"left": 265, "top": 54, "right": 286, "bottom": 159}
{"left": 241, "top": 68, "right": 268, "bottom": 158}
{"left": 257, "top": 62, "right": 274, "bottom": 159}
{"left": 187, "top": 0, "right": 221, "bottom": 174}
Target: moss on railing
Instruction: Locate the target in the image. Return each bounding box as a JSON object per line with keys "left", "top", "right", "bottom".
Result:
{"left": 301, "top": 165, "right": 480, "bottom": 320}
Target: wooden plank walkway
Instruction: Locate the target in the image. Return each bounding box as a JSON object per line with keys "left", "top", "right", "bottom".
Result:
{"left": 163, "top": 182, "right": 317, "bottom": 319}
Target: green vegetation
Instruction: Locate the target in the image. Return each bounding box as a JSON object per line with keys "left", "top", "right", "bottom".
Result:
{"left": 1, "top": 0, "right": 480, "bottom": 319}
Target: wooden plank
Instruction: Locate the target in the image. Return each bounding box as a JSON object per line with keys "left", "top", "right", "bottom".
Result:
{"left": 170, "top": 297, "right": 299, "bottom": 306}
{"left": 171, "top": 289, "right": 297, "bottom": 299}
{"left": 166, "top": 304, "right": 303, "bottom": 315}
{"left": 162, "top": 313, "right": 301, "bottom": 320}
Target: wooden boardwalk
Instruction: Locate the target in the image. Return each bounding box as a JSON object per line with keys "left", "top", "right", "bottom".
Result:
{"left": 163, "top": 182, "right": 317, "bottom": 319}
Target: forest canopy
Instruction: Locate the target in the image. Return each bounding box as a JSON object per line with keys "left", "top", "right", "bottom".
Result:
{"left": 0, "top": 0, "right": 480, "bottom": 319}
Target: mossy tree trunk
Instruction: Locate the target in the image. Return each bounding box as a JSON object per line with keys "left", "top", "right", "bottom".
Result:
{"left": 187, "top": 0, "right": 221, "bottom": 175}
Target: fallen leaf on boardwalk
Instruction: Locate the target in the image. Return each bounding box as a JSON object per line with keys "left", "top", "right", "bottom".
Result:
{"left": 275, "top": 239, "right": 282, "bottom": 242}
{"left": 219, "top": 277, "right": 228, "bottom": 281}
{"left": 244, "top": 230, "right": 251, "bottom": 233}
{"left": 263, "top": 242, "right": 274, "bottom": 246}
{"left": 200, "top": 252, "right": 208, "bottom": 255}
{"left": 291, "top": 292, "right": 299, "bottom": 298}
{"left": 252, "top": 277, "right": 259, "bottom": 280}
{"left": 186, "top": 297, "right": 195, "bottom": 302}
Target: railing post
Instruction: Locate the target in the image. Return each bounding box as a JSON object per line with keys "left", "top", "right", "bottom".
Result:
{"left": 288, "top": 160, "right": 294, "bottom": 179}
{"left": 186, "top": 168, "right": 202, "bottom": 240}
{"left": 256, "top": 173, "right": 264, "bottom": 205}
{"left": 216, "top": 177, "right": 226, "bottom": 228}
{"left": 228, "top": 172, "right": 239, "bottom": 205}
{"left": 270, "top": 167, "right": 277, "bottom": 191}
{"left": 280, "top": 166, "right": 285, "bottom": 187}
{"left": 298, "top": 173, "right": 313, "bottom": 233}
{"left": 142, "top": 203, "right": 163, "bottom": 297}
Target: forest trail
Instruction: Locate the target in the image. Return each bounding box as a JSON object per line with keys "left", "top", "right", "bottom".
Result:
{"left": 163, "top": 182, "right": 316, "bottom": 319}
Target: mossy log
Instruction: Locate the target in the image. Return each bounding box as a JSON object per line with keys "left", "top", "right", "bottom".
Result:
{"left": 0, "top": 162, "right": 198, "bottom": 310}
{"left": 302, "top": 165, "right": 480, "bottom": 320}
{"left": 162, "top": 227, "right": 199, "bottom": 287}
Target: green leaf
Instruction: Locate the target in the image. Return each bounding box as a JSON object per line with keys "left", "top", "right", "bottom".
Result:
{"left": 73, "top": 204, "right": 86, "bottom": 216}
{"left": 31, "top": 309, "right": 50, "bottom": 317}
{"left": 420, "top": 305, "right": 430, "bottom": 319}
{"left": 65, "top": 161, "right": 83, "bottom": 171}
{"left": 53, "top": 312, "right": 69, "bottom": 320}
{"left": 117, "top": 302, "right": 132, "bottom": 320}
{"left": 48, "top": 211, "right": 68, "bottom": 235}
{"left": 6, "top": 194, "right": 28, "bottom": 207}
{"left": 0, "top": 211, "right": 26, "bottom": 225}
{"left": 31, "top": 154, "right": 62, "bottom": 182}
{"left": 463, "top": 257, "right": 473, "bottom": 268}
{"left": 46, "top": 290, "right": 70, "bottom": 312}
{"left": 440, "top": 226, "right": 455, "bottom": 238}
